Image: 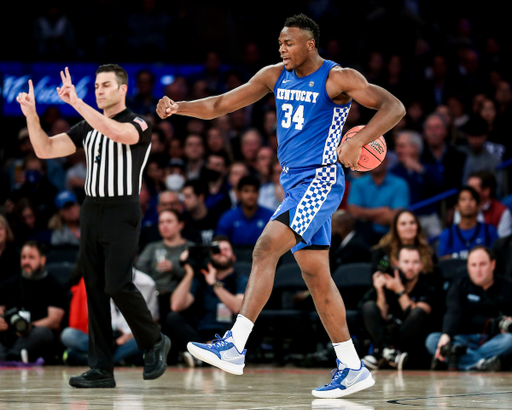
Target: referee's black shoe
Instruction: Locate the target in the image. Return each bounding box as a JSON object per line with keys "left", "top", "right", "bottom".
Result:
{"left": 69, "top": 369, "right": 116, "bottom": 388}
{"left": 143, "top": 333, "right": 171, "bottom": 380}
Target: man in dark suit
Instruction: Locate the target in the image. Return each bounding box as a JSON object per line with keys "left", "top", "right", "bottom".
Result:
{"left": 330, "top": 210, "right": 371, "bottom": 270}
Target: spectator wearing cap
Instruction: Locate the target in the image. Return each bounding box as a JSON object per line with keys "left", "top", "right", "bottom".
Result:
{"left": 216, "top": 176, "right": 273, "bottom": 246}
{"left": 460, "top": 116, "right": 503, "bottom": 189}
{"left": 48, "top": 191, "right": 80, "bottom": 247}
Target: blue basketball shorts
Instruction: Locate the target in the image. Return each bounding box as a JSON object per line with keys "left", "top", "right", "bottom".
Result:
{"left": 271, "top": 163, "right": 345, "bottom": 253}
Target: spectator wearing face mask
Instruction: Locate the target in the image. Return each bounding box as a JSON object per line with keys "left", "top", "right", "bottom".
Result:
{"left": 48, "top": 191, "right": 81, "bottom": 247}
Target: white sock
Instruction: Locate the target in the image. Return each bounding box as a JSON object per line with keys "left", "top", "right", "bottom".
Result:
{"left": 230, "top": 314, "right": 254, "bottom": 352}
{"left": 333, "top": 339, "right": 361, "bottom": 369}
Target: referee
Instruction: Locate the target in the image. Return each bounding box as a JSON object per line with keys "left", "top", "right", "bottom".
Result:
{"left": 17, "top": 65, "right": 170, "bottom": 388}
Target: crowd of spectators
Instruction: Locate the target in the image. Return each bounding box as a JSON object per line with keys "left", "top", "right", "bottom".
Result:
{"left": 1, "top": 1, "right": 512, "bottom": 371}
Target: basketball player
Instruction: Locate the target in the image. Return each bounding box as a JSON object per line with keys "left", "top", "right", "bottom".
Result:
{"left": 157, "top": 14, "right": 404, "bottom": 398}
{"left": 17, "top": 65, "right": 170, "bottom": 388}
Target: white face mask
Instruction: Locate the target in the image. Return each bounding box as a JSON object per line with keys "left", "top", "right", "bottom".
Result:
{"left": 165, "top": 174, "right": 185, "bottom": 191}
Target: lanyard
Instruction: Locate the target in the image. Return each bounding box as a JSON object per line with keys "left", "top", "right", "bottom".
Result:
{"left": 455, "top": 223, "right": 481, "bottom": 248}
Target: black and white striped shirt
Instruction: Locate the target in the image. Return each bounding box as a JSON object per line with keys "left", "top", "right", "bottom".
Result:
{"left": 67, "top": 109, "right": 152, "bottom": 198}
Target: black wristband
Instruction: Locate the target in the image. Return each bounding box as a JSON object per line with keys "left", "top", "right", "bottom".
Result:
{"left": 395, "top": 290, "right": 406, "bottom": 298}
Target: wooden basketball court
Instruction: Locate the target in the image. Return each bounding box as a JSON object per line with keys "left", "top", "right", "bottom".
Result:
{"left": 1, "top": 365, "right": 511, "bottom": 409}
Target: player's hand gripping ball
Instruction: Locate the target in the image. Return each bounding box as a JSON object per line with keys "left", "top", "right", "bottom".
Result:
{"left": 341, "top": 125, "right": 387, "bottom": 171}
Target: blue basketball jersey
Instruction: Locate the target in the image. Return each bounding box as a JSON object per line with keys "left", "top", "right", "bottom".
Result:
{"left": 274, "top": 60, "right": 351, "bottom": 169}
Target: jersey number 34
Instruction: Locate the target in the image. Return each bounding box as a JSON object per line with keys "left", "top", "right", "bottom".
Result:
{"left": 281, "top": 104, "right": 305, "bottom": 130}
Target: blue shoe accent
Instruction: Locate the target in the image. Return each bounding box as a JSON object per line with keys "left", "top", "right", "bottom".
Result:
{"left": 187, "top": 331, "right": 246, "bottom": 375}
{"left": 312, "top": 359, "right": 375, "bottom": 398}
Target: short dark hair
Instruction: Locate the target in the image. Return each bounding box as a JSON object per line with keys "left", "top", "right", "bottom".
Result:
{"left": 207, "top": 150, "right": 230, "bottom": 167}
{"left": 396, "top": 244, "right": 421, "bottom": 260}
{"left": 23, "top": 240, "right": 46, "bottom": 257}
{"left": 183, "top": 179, "right": 209, "bottom": 198}
{"left": 469, "top": 170, "right": 498, "bottom": 198}
{"left": 136, "top": 68, "right": 155, "bottom": 84}
{"left": 212, "top": 235, "right": 232, "bottom": 245}
{"left": 96, "top": 64, "right": 128, "bottom": 86}
{"left": 468, "top": 245, "right": 495, "bottom": 261}
{"left": 284, "top": 14, "right": 320, "bottom": 48}
{"left": 159, "top": 208, "right": 184, "bottom": 223}
{"left": 237, "top": 175, "right": 261, "bottom": 191}
{"left": 458, "top": 186, "right": 480, "bottom": 203}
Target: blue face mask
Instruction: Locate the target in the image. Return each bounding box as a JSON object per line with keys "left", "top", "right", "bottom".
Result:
{"left": 25, "top": 169, "right": 42, "bottom": 185}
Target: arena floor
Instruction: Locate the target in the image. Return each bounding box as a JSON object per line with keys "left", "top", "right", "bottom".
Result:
{"left": 0, "top": 365, "right": 511, "bottom": 409}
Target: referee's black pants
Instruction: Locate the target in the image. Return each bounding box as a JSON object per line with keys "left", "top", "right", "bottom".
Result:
{"left": 80, "top": 196, "right": 160, "bottom": 373}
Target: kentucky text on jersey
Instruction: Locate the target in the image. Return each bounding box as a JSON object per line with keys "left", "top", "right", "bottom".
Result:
{"left": 275, "top": 88, "right": 320, "bottom": 103}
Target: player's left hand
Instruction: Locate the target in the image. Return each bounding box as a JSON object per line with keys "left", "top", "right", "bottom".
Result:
{"left": 57, "top": 67, "right": 80, "bottom": 106}
{"left": 337, "top": 139, "right": 361, "bottom": 171}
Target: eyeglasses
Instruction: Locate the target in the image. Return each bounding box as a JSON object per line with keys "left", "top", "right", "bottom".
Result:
{"left": 95, "top": 139, "right": 103, "bottom": 164}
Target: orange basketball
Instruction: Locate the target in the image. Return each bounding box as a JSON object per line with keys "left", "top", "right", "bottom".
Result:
{"left": 340, "top": 125, "right": 387, "bottom": 171}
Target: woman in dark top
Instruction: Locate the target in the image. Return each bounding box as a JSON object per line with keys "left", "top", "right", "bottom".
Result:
{"left": 0, "top": 214, "right": 20, "bottom": 286}
{"left": 371, "top": 210, "right": 440, "bottom": 282}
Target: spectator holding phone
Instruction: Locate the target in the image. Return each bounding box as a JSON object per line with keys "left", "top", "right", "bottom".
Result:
{"left": 360, "top": 245, "right": 436, "bottom": 370}
{"left": 165, "top": 236, "right": 248, "bottom": 365}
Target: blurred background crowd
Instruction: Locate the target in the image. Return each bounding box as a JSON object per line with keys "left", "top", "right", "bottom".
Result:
{"left": 1, "top": 0, "right": 512, "bottom": 371}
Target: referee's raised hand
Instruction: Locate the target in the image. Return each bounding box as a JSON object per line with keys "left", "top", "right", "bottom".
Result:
{"left": 57, "top": 67, "right": 80, "bottom": 106}
{"left": 16, "top": 79, "right": 37, "bottom": 117}
{"left": 156, "top": 96, "right": 179, "bottom": 119}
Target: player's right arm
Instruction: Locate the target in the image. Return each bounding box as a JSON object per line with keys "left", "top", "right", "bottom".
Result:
{"left": 156, "top": 64, "right": 282, "bottom": 120}
{"left": 16, "top": 80, "right": 76, "bottom": 159}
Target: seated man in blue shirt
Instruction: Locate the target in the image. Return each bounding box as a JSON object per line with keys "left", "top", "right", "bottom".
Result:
{"left": 347, "top": 158, "right": 410, "bottom": 245}
{"left": 438, "top": 187, "right": 498, "bottom": 260}
{"left": 216, "top": 176, "right": 274, "bottom": 247}
{"left": 166, "top": 236, "right": 249, "bottom": 365}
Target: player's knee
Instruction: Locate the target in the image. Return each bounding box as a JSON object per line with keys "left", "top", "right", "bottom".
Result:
{"left": 252, "top": 234, "right": 280, "bottom": 262}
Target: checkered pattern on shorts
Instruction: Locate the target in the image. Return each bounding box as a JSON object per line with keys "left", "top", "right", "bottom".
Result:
{"left": 290, "top": 165, "right": 337, "bottom": 237}
{"left": 322, "top": 106, "right": 350, "bottom": 165}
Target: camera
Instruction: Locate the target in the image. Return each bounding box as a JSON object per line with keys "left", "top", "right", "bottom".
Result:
{"left": 185, "top": 242, "right": 221, "bottom": 272}
{"left": 1, "top": 308, "right": 31, "bottom": 336}
{"left": 377, "top": 258, "right": 406, "bottom": 284}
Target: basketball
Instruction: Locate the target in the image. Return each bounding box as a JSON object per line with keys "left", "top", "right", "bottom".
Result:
{"left": 340, "top": 125, "right": 387, "bottom": 171}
